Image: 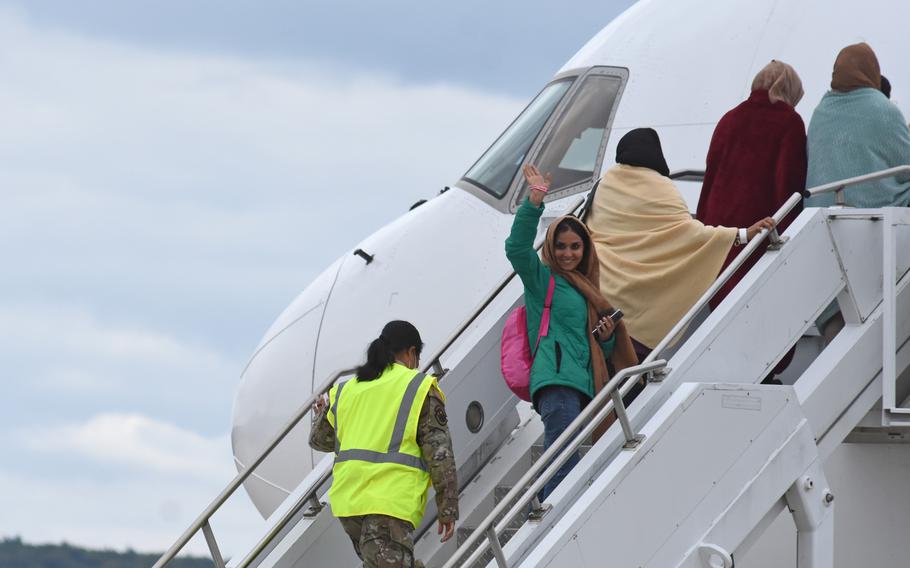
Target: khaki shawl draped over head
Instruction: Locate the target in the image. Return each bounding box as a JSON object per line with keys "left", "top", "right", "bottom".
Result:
{"left": 831, "top": 42, "right": 881, "bottom": 92}
{"left": 589, "top": 165, "right": 737, "bottom": 349}
{"left": 541, "top": 216, "right": 638, "bottom": 392}
{"left": 752, "top": 60, "right": 804, "bottom": 107}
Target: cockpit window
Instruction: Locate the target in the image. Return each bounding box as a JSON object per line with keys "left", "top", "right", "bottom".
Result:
{"left": 529, "top": 73, "right": 623, "bottom": 197}
{"left": 462, "top": 79, "right": 573, "bottom": 197}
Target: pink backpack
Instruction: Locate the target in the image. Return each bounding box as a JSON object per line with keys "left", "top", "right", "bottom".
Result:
{"left": 500, "top": 276, "right": 556, "bottom": 401}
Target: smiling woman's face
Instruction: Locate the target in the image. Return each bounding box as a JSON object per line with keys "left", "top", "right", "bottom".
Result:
{"left": 554, "top": 228, "right": 584, "bottom": 271}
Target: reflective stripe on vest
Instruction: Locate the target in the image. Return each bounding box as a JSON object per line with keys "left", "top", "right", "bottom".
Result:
{"left": 330, "top": 379, "right": 347, "bottom": 454}
{"left": 335, "top": 448, "right": 426, "bottom": 471}
{"left": 333, "top": 371, "right": 427, "bottom": 471}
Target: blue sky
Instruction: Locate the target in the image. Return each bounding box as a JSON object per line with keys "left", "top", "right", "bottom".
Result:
{"left": 0, "top": 0, "right": 633, "bottom": 557}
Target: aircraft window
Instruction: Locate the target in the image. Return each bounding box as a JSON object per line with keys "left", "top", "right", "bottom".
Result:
{"left": 531, "top": 75, "right": 622, "bottom": 194}
{"left": 462, "top": 79, "right": 573, "bottom": 197}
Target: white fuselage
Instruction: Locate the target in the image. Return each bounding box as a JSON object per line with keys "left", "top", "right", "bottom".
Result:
{"left": 231, "top": 0, "right": 910, "bottom": 518}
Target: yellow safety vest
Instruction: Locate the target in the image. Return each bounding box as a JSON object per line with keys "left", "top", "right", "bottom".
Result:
{"left": 327, "top": 363, "right": 443, "bottom": 528}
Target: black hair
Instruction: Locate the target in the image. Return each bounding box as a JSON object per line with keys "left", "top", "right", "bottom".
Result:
{"left": 881, "top": 75, "right": 892, "bottom": 99}
{"left": 356, "top": 320, "right": 424, "bottom": 381}
{"left": 554, "top": 216, "right": 591, "bottom": 268}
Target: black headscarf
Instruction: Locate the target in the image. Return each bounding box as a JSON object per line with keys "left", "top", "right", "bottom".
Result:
{"left": 615, "top": 128, "right": 670, "bottom": 177}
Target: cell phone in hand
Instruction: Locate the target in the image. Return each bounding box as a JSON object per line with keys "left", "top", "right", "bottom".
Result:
{"left": 591, "top": 308, "right": 624, "bottom": 336}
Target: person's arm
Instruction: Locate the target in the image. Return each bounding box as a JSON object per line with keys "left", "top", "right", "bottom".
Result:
{"left": 504, "top": 165, "right": 552, "bottom": 295}
{"left": 308, "top": 400, "right": 336, "bottom": 453}
{"left": 417, "top": 388, "right": 458, "bottom": 542}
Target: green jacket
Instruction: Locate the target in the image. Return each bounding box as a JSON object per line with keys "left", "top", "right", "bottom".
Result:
{"left": 505, "top": 198, "right": 614, "bottom": 402}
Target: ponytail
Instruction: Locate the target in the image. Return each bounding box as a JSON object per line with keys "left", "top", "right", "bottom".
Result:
{"left": 356, "top": 320, "right": 424, "bottom": 381}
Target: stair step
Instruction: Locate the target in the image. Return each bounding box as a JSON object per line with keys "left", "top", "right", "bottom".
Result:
{"left": 492, "top": 486, "right": 530, "bottom": 530}
{"left": 448, "top": 443, "right": 594, "bottom": 566}
{"left": 456, "top": 526, "right": 520, "bottom": 568}
{"left": 530, "top": 443, "right": 593, "bottom": 463}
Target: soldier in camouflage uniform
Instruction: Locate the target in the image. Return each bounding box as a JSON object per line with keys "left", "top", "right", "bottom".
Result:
{"left": 309, "top": 321, "right": 458, "bottom": 568}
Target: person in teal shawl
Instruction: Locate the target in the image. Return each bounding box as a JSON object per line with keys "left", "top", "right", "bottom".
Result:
{"left": 805, "top": 42, "right": 910, "bottom": 208}
{"left": 806, "top": 43, "right": 910, "bottom": 342}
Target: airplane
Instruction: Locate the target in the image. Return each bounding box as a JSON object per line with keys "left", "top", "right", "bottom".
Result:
{"left": 165, "top": 0, "right": 910, "bottom": 566}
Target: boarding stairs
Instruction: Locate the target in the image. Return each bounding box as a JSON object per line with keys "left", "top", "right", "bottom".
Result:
{"left": 154, "top": 167, "right": 910, "bottom": 568}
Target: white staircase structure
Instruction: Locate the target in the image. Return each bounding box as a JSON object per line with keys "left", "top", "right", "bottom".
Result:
{"left": 155, "top": 168, "right": 910, "bottom": 568}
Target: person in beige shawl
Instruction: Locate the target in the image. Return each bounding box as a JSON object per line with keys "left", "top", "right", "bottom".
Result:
{"left": 588, "top": 128, "right": 775, "bottom": 359}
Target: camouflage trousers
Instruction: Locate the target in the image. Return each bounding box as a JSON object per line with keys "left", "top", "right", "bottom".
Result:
{"left": 338, "top": 514, "right": 424, "bottom": 568}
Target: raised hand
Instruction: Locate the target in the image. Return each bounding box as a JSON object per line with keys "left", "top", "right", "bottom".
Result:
{"left": 523, "top": 164, "right": 553, "bottom": 207}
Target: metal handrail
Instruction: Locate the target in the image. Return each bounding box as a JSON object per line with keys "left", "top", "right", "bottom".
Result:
{"left": 669, "top": 169, "right": 706, "bottom": 182}
{"left": 154, "top": 195, "right": 586, "bottom": 567}
{"left": 647, "top": 165, "right": 910, "bottom": 364}
{"left": 161, "top": 166, "right": 908, "bottom": 567}
{"left": 444, "top": 165, "right": 910, "bottom": 567}
{"left": 806, "top": 165, "right": 910, "bottom": 206}
{"left": 152, "top": 366, "right": 358, "bottom": 568}
{"left": 444, "top": 194, "right": 803, "bottom": 567}
{"left": 643, "top": 191, "right": 802, "bottom": 364}
{"left": 441, "top": 360, "right": 668, "bottom": 568}
{"left": 444, "top": 193, "right": 801, "bottom": 566}
{"left": 234, "top": 467, "right": 333, "bottom": 568}
{"left": 233, "top": 194, "right": 587, "bottom": 566}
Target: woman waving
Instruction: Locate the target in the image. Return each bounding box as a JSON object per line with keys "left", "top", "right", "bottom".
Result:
{"left": 505, "top": 164, "right": 637, "bottom": 500}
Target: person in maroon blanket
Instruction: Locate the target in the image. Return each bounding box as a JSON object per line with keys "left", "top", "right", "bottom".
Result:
{"left": 696, "top": 60, "right": 807, "bottom": 379}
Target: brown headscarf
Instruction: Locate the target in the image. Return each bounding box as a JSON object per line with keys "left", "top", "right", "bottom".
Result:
{"left": 540, "top": 215, "right": 638, "bottom": 394}
{"left": 751, "top": 60, "right": 804, "bottom": 107}
{"left": 831, "top": 42, "right": 881, "bottom": 92}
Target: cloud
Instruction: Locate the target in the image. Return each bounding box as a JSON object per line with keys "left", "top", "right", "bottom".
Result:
{"left": 23, "top": 413, "right": 228, "bottom": 478}
{"left": 0, "top": 463, "right": 265, "bottom": 557}
{"left": 7, "top": 413, "right": 265, "bottom": 557}
{"left": 0, "top": 302, "right": 238, "bottom": 434}
{"left": 0, "top": 5, "right": 523, "bottom": 353}
{"left": 0, "top": 303, "right": 223, "bottom": 367}
{"left": 0, "top": 6, "right": 523, "bottom": 555}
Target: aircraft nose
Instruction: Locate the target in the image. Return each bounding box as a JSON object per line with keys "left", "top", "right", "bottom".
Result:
{"left": 230, "top": 257, "right": 342, "bottom": 517}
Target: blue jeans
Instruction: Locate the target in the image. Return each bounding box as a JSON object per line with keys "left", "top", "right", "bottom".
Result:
{"left": 536, "top": 386, "right": 584, "bottom": 502}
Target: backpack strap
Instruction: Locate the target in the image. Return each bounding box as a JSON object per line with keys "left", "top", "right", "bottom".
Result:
{"left": 532, "top": 275, "right": 556, "bottom": 356}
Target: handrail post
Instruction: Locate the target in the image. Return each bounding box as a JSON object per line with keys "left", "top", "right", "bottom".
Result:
{"left": 201, "top": 521, "right": 227, "bottom": 568}
{"left": 441, "top": 361, "right": 667, "bottom": 568}
{"left": 153, "top": 367, "right": 358, "bottom": 568}
{"left": 767, "top": 227, "right": 788, "bottom": 250}
{"left": 835, "top": 187, "right": 846, "bottom": 206}
{"left": 444, "top": 167, "right": 910, "bottom": 568}
{"left": 302, "top": 493, "right": 324, "bottom": 518}
{"left": 168, "top": 168, "right": 910, "bottom": 567}
{"left": 199, "top": 200, "right": 598, "bottom": 568}
{"left": 882, "top": 208, "right": 900, "bottom": 424}
{"left": 610, "top": 389, "right": 644, "bottom": 449}
{"left": 647, "top": 366, "right": 670, "bottom": 383}
{"left": 486, "top": 526, "right": 509, "bottom": 567}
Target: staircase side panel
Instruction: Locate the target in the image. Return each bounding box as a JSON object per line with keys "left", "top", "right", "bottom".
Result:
{"left": 522, "top": 384, "right": 803, "bottom": 567}
{"left": 676, "top": 210, "right": 843, "bottom": 383}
